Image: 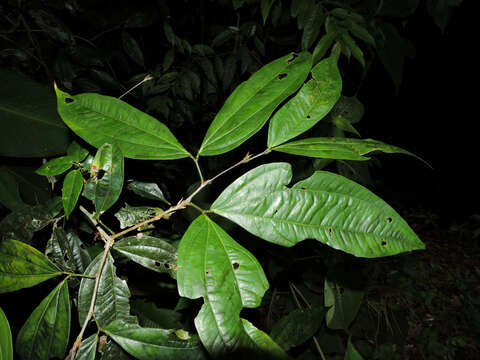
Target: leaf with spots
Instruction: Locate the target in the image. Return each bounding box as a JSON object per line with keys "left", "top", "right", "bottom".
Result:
{"left": 177, "top": 215, "right": 287, "bottom": 359}
{"left": 15, "top": 279, "right": 71, "bottom": 360}
{"left": 198, "top": 52, "right": 312, "bottom": 156}
{"left": 113, "top": 236, "right": 177, "bottom": 278}
{"left": 211, "top": 163, "right": 425, "bottom": 258}
{"left": 0, "top": 239, "right": 63, "bottom": 293}
{"left": 268, "top": 53, "right": 342, "bottom": 148}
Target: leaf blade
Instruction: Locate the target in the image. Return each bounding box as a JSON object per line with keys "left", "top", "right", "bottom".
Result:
{"left": 62, "top": 169, "right": 84, "bottom": 218}
{"left": 0, "top": 307, "right": 13, "bottom": 360}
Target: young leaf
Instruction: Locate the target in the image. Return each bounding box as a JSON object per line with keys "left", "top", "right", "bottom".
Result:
{"left": 325, "top": 278, "right": 363, "bottom": 330}
{"left": 54, "top": 86, "right": 190, "bottom": 160}
{"left": 0, "top": 239, "right": 62, "bottom": 293}
{"left": 76, "top": 333, "right": 98, "bottom": 360}
{"left": 103, "top": 320, "right": 206, "bottom": 360}
{"left": 270, "top": 306, "right": 325, "bottom": 351}
{"left": 199, "top": 52, "right": 312, "bottom": 156}
{"left": 211, "top": 163, "right": 425, "bottom": 258}
{"left": 91, "top": 143, "right": 124, "bottom": 214}
{"left": 66, "top": 141, "right": 89, "bottom": 162}
{"left": 272, "top": 137, "right": 424, "bottom": 162}
{"left": 0, "top": 307, "right": 13, "bottom": 360}
{"left": 268, "top": 54, "right": 342, "bottom": 147}
{"left": 78, "top": 252, "right": 137, "bottom": 328}
{"left": 15, "top": 279, "right": 71, "bottom": 360}
{"left": 113, "top": 236, "right": 177, "bottom": 278}
{"left": 36, "top": 156, "right": 74, "bottom": 176}
{"left": 62, "top": 169, "right": 83, "bottom": 218}
{"left": 177, "top": 215, "right": 287, "bottom": 359}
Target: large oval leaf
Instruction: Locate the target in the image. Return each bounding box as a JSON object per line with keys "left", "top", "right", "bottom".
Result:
{"left": 54, "top": 86, "right": 190, "bottom": 159}
{"left": 16, "top": 279, "right": 71, "bottom": 360}
{"left": 177, "top": 215, "right": 287, "bottom": 359}
{"left": 113, "top": 236, "right": 177, "bottom": 278}
{"left": 0, "top": 239, "right": 62, "bottom": 293}
{"left": 0, "top": 69, "right": 69, "bottom": 158}
{"left": 272, "top": 137, "right": 422, "bottom": 162}
{"left": 211, "top": 163, "right": 425, "bottom": 257}
{"left": 198, "top": 52, "right": 312, "bottom": 156}
{"left": 268, "top": 54, "right": 342, "bottom": 147}
{"left": 0, "top": 307, "right": 13, "bottom": 360}
{"left": 78, "top": 252, "right": 137, "bottom": 328}
{"left": 104, "top": 320, "right": 206, "bottom": 360}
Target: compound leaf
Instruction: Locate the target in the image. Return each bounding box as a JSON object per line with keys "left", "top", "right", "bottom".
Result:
{"left": 211, "top": 163, "right": 425, "bottom": 257}
{"left": 268, "top": 54, "right": 342, "bottom": 148}
{"left": 199, "top": 52, "right": 312, "bottom": 156}
{"left": 55, "top": 86, "right": 189, "bottom": 160}
{"left": 16, "top": 279, "right": 70, "bottom": 360}
{"left": 0, "top": 239, "right": 62, "bottom": 293}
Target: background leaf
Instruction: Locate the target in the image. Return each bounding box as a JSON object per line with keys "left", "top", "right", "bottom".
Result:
{"left": 198, "top": 52, "right": 312, "bottom": 156}
{"left": 0, "top": 69, "right": 69, "bottom": 157}
{"left": 0, "top": 167, "right": 25, "bottom": 211}
{"left": 345, "top": 336, "right": 364, "bottom": 360}
{"left": 0, "top": 239, "right": 62, "bottom": 293}
{"left": 325, "top": 278, "right": 363, "bottom": 330}
{"left": 127, "top": 180, "right": 170, "bottom": 205}
{"left": 130, "top": 300, "right": 183, "bottom": 329}
{"left": 211, "top": 163, "right": 425, "bottom": 257}
{"left": 0, "top": 307, "right": 13, "bottom": 360}
{"left": 15, "top": 279, "right": 71, "bottom": 360}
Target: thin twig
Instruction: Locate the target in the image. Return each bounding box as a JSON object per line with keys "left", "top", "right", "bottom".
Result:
{"left": 118, "top": 74, "right": 153, "bottom": 99}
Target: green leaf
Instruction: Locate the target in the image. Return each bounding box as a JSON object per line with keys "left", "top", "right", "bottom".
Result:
{"left": 0, "top": 307, "right": 13, "bottom": 360}
{"left": 3, "top": 166, "right": 51, "bottom": 205}
{"left": 345, "top": 337, "right": 364, "bottom": 360}
{"left": 273, "top": 137, "right": 423, "bottom": 162}
{"left": 76, "top": 333, "right": 98, "bottom": 360}
{"left": 211, "top": 163, "right": 425, "bottom": 257}
{"left": 100, "top": 341, "right": 131, "bottom": 360}
{"left": 62, "top": 169, "right": 83, "bottom": 218}
{"left": 177, "top": 215, "right": 287, "bottom": 359}
{"left": 0, "top": 167, "right": 25, "bottom": 211}
{"left": 163, "top": 48, "right": 175, "bottom": 72}
{"left": 0, "top": 69, "right": 69, "bottom": 158}
{"left": 45, "top": 228, "right": 92, "bottom": 274}
{"left": 330, "top": 96, "right": 364, "bottom": 125}
{"left": 312, "top": 32, "right": 337, "bottom": 66}
{"left": 325, "top": 278, "right": 363, "bottom": 330}
{"left": 90, "top": 143, "right": 124, "bottom": 214}
{"left": 78, "top": 252, "right": 137, "bottom": 328}
{"left": 67, "top": 141, "right": 89, "bottom": 162}
{"left": 127, "top": 180, "right": 170, "bottom": 205}
{"left": 164, "top": 23, "right": 176, "bottom": 46}
{"left": 261, "top": 0, "right": 277, "bottom": 24}
{"left": 36, "top": 156, "right": 74, "bottom": 176}
{"left": 301, "top": 4, "right": 325, "bottom": 50}
{"left": 340, "top": 33, "right": 365, "bottom": 68}
{"left": 426, "top": 0, "right": 462, "bottom": 33}
{"left": 16, "top": 279, "right": 71, "bottom": 360}
{"left": 199, "top": 52, "right": 312, "bottom": 156}
{"left": 130, "top": 300, "right": 183, "bottom": 329}
{"left": 114, "top": 205, "right": 158, "bottom": 229}
{"left": 347, "top": 22, "right": 375, "bottom": 47}
{"left": 378, "top": 0, "right": 419, "bottom": 18}
{"left": 331, "top": 116, "right": 360, "bottom": 136}
{"left": 268, "top": 54, "right": 342, "bottom": 147}
{"left": 0, "top": 239, "right": 62, "bottom": 293}
{"left": 122, "top": 31, "right": 145, "bottom": 67}
{"left": 104, "top": 320, "right": 206, "bottom": 360}
{"left": 113, "top": 236, "right": 177, "bottom": 278}
{"left": 270, "top": 306, "right": 325, "bottom": 351}
{"left": 54, "top": 86, "right": 190, "bottom": 160}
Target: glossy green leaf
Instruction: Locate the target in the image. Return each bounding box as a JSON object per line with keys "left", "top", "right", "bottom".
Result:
{"left": 0, "top": 69, "right": 69, "bottom": 158}
{"left": 114, "top": 205, "right": 159, "bottom": 229}
{"left": 211, "top": 163, "right": 425, "bottom": 257}
{"left": 0, "top": 239, "right": 62, "bottom": 293}
{"left": 90, "top": 143, "right": 124, "bottom": 213}
{"left": 345, "top": 337, "right": 364, "bottom": 360}
{"left": 312, "top": 32, "right": 337, "bottom": 66}
{"left": 348, "top": 22, "right": 375, "bottom": 47}
{"left": 36, "top": 156, "right": 74, "bottom": 176}
{"left": 78, "top": 252, "right": 137, "bottom": 328}
{"left": 325, "top": 278, "right": 363, "bottom": 330}
{"left": 16, "top": 279, "right": 71, "bottom": 360}
{"left": 199, "top": 52, "right": 312, "bottom": 156}
{"left": 113, "top": 235, "right": 177, "bottom": 278}
{"left": 66, "top": 141, "right": 89, "bottom": 162}
{"left": 268, "top": 54, "right": 342, "bottom": 148}
{"left": 270, "top": 306, "right": 325, "bottom": 351}
{"left": 45, "top": 228, "right": 92, "bottom": 274}
{"left": 0, "top": 167, "right": 25, "bottom": 211}
{"left": 76, "top": 333, "right": 98, "bottom": 360}
{"left": 340, "top": 33, "right": 365, "bottom": 68}
{"left": 55, "top": 86, "right": 190, "bottom": 159}
{"left": 131, "top": 300, "right": 183, "bottom": 329}
{"left": 272, "top": 137, "right": 423, "bottom": 162}
{"left": 177, "top": 215, "right": 287, "bottom": 359}
{"left": 104, "top": 320, "right": 206, "bottom": 360}
{"left": 62, "top": 169, "right": 83, "bottom": 218}
{"left": 0, "top": 307, "right": 13, "bottom": 360}
{"left": 301, "top": 4, "right": 325, "bottom": 50}
{"left": 127, "top": 180, "right": 170, "bottom": 205}
{"left": 100, "top": 341, "right": 131, "bottom": 360}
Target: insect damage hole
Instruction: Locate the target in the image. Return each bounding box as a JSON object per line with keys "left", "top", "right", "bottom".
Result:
{"left": 286, "top": 53, "right": 299, "bottom": 63}
{"left": 381, "top": 240, "right": 387, "bottom": 246}
{"left": 328, "top": 227, "right": 333, "bottom": 236}
{"left": 232, "top": 262, "right": 240, "bottom": 270}
{"left": 386, "top": 217, "right": 393, "bottom": 223}
{"left": 306, "top": 115, "right": 311, "bottom": 119}
{"left": 65, "top": 97, "right": 74, "bottom": 103}
{"left": 278, "top": 73, "right": 288, "bottom": 80}
{"left": 97, "top": 169, "right": 106, "bottom": 180}
{"left": 154, "top": 261, "right": 162, "bottom": 267}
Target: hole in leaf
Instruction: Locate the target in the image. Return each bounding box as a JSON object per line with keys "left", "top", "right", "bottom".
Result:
{"left": 165, "top": 263, "right": 170, "bottom": 269}
{"left": 301, "top": 186, "right": 306, "bottom": 190}
{"left": 233, "top": 262, "right": 240, "bottom": 270}
{"left": 386, "top": 217, "right": 393, "bottom": 223}
{"left": 274, "top": 209, "right": 278, "bottom": 214}
{"left": 306, "top": 115, "right": 311, "bottom": 119}
{"left": 381, "top": 240, "right": 387, "bottom": 246}
{"left": 278, "top": 73, "right": 288, "bottom": 80}
{"left": 328, "top": 228, "right": 333, "bottom": 236}
{"left": 97, "top": 169, "right": 106, "bottom": 180}
{"left": 63, "top": 254, "right": 69, "bottom": 261}
{"left": 154, "top": 261, "right": 162, "bottom": 267}
{"left": 65, "top": 97, "right": 74, "bottom": 103}
{"left": 286, "top": 53, "right": 299, "bottom": 63}
{"left": 206, "top": 271, "right": 210, "bottom": 275}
